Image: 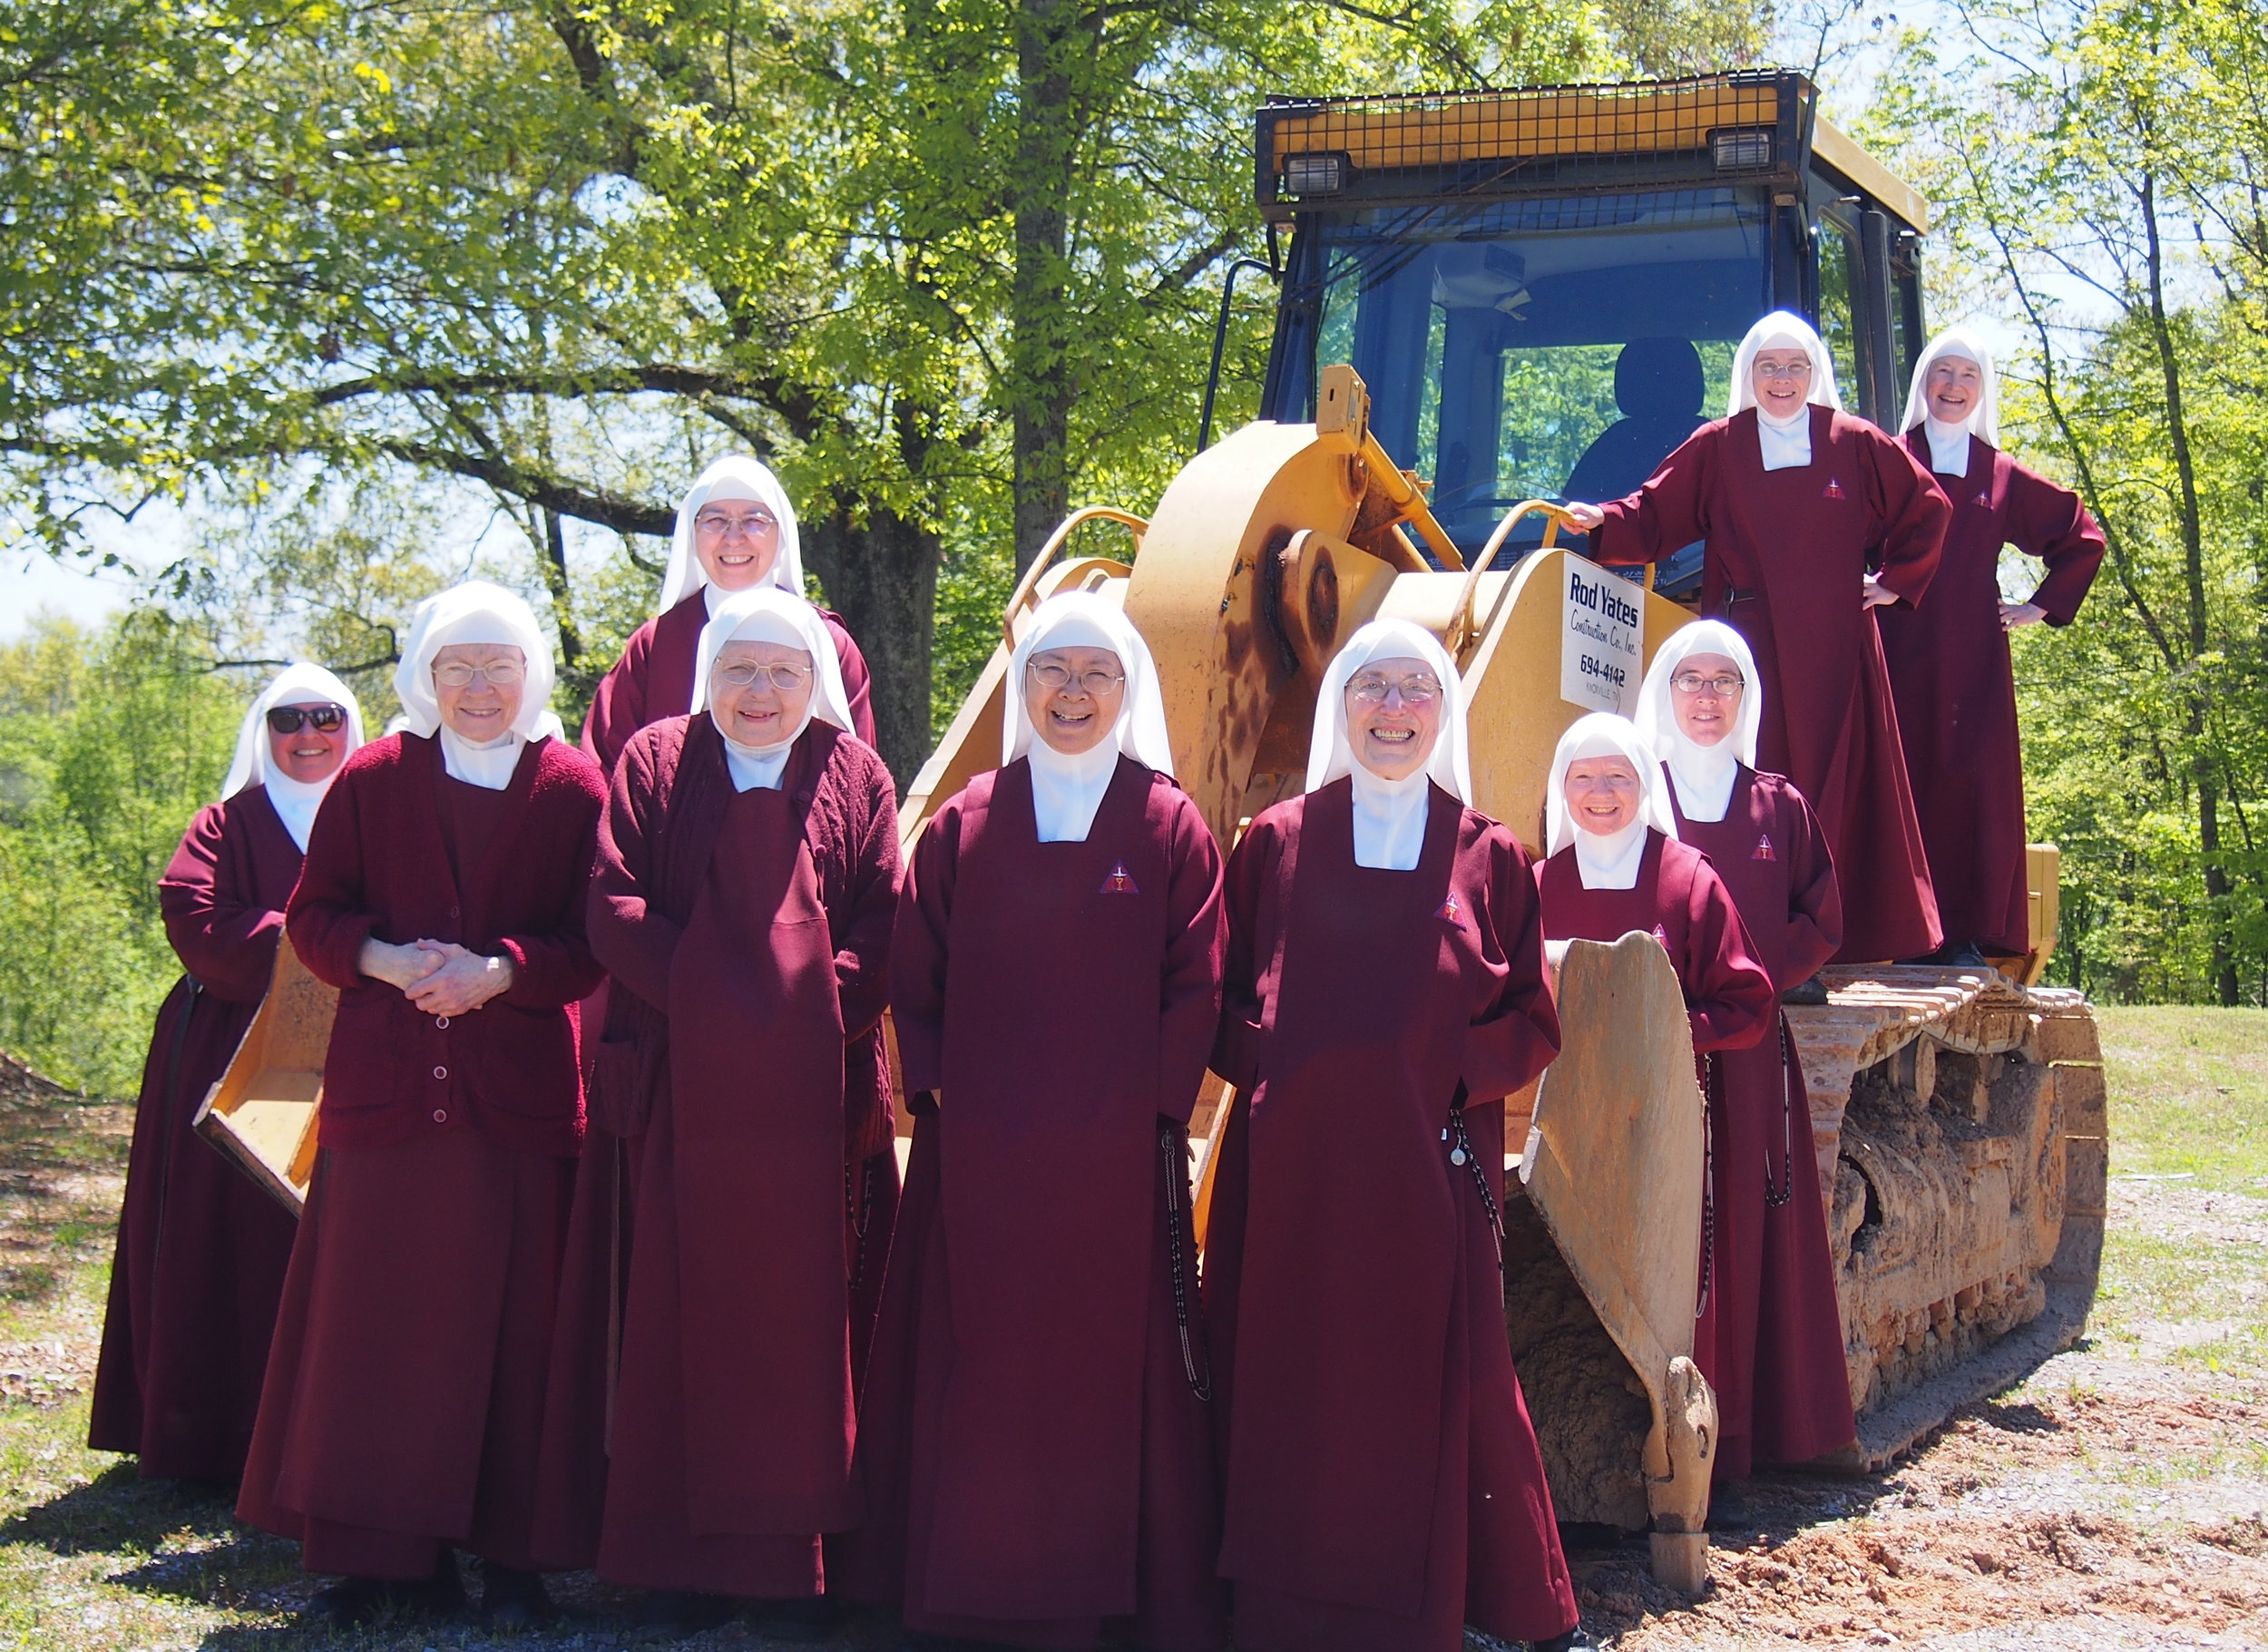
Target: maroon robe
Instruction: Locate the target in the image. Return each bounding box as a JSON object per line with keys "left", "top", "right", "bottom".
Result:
{"left": 238, "top": 735, "right": 603, "bottom": 1579}
{"left": 1204, "top": 780, "right": 1576, "bottom": 1652}
{"left": 532, "top": 716, "right": 898, "bottom": 1594}
{"left": 580, "top": 590, "right": 875, "bottom": 777}
{"left": 842, "top": 758, "right": 1227, "bottom": 1652}
{"left": 89, "top": 787, "right": 304, "bottom": 1480}
{"left": 1666, "top": 768, "right": 1857, "bottom": 1477}
{"left": 1592, "top": 407, "right": 1951, "bottom": 961}
{"left": 1880, "top": 434, "right": 2104, "bottom": 953}
{"left": 576, "top": 589, "right": 896, "bottom": 1360}
{"left": 1535, "top": 833, "right": 1775, "bottom": 1058}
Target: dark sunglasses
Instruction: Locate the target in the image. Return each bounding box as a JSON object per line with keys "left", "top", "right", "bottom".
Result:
{"left": 267, "top": 703, "right": 347, "bottom": 735}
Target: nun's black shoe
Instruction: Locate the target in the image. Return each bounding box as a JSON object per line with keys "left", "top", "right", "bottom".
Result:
{"left": 1780, "top": 971, "right": 1830, "bottom": 1005}
{"left": 1530, "top": 1628, "right": 1598, "bottom": 1651}
{"left": 633, "top": 1589, "right": 738, "bottom": 1637}
{"left": 303, "top": 1558, "right": 464, "bottom": 1628}
{"left": 748, "top": 1594, "right": 840, "bottom": 1642}
{"left": 1706, "top": 1481, "right": 1754, "bottom": 1530}
{"left": 1941, "top": 939, "right": 1992, "bottom": 968}
{"left": 479, "top": 1562, "right": 553, "bottom": 1631}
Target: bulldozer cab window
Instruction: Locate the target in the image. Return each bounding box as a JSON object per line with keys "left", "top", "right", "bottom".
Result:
{"left": 1296, "top": 188, "right": 1770, "bottom": 566}
{"left": 1813, "top": 217, "right": 1863, "bottom": 407}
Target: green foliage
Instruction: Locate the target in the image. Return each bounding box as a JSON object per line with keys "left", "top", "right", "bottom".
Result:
{"left": 1868, "top": 0, "right": 2268, "bottom": 1002}
{"left": 0, "top": 616, "right": 241, "bottom": 1092}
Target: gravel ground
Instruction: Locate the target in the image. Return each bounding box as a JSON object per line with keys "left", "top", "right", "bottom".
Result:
{"left": 3, "top": 1041, "right": 2264, "bottom": 1651}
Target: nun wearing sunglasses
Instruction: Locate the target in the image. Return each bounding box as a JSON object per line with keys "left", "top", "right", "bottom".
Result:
{"left": 90, "top": 663, "right": 366, "bottom": 1484}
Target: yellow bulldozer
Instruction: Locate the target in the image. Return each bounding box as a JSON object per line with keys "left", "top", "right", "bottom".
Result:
{"left": 201, "top": 69, "right": 2105, "bottom": 1596}
{"left": 897, "top": 69, "right": 2107, "bottom": 1589}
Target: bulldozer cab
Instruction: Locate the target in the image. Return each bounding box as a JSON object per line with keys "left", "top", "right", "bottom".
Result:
{"left": 1253, "top": 72, "right": 1929, "bottom": 590}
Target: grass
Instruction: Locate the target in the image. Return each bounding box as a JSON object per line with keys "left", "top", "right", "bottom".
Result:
{"left": 0, "top": 1010, "right": 2263, "bottom": 1647}
{"left": 2096, "top": 1005, "right": 2268, "bottom": 1189}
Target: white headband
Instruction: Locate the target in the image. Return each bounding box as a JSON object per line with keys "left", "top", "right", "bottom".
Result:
{"left": 657, "top": 455, "right": 807, "bottom": 612}
{"left": 391, "top": 581, "right": 565, "bottom": 743}
{"left": 1901, "top": 327, "right": 2000, "bottom": 445}
{"left": 1003, "top": 591, "right": 1176, "bottom": 776}
{"left": 221, "top": 660, "right": 367, "bottom": 802}
{"left": 1545, "top": 711, "right": 1680, "bottom": 855}
{"left": 1633, "top": 620, "right": 1763, "bottom": 771}
{"left": 1303, "top": 618, "right": 1472, "bottom": 802}
{"left": 1728, "top": 309, "right": 1844, "bottom": 418}
{"left": 691, "top": 586, "right": 856, "bottom": 749}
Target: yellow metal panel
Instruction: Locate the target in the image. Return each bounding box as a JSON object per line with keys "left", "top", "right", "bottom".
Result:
{"left": 1459, "top": 548, "right": 1696, "bottom": 856}
{"left": 1811, "top": 115, "right": 1930, "bottom": 233}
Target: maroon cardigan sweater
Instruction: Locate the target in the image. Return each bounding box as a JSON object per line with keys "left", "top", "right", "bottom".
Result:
{"left": 287, "top": 730, "right": 607, "bottom": 1157}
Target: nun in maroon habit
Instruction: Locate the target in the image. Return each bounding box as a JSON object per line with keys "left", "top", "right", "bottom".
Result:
{"left": 1534, "top": 717, "right": 1778, "bottom": 1511}
{"left": 580, "top": 455, "right": 875, "bottom": 774}
{"left": 842, "top": 591, "right": 1227, "bottom": 1652}
{"left": 1204, "top": 619, "right": 1581, "bottom": 1652}
{"left": 237, "top": 582, "right": 604, "bottom": 1631}
{"left": 1634, "top": 624, "right": 1857, "bottom": 1488}
{"left": 1565, "top": 311, "right": 1951, "bottom": 963}
{"left": 572, "top": 455, "right": 897, "bottom": 1370}
{"left": 90, "top": 662, "right": 364, "bottom": 1481}
{"left": 533, "top": 589, "right": 898, "bottom": 1641}
{"left": 1879, "top": 329, "right": 2104, "bottom": 960}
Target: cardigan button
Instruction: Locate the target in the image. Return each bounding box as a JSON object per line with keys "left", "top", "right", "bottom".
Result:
{"left": 435, "top": 1016, "right": 450, "bottom": 1030}
{"left": 432, "top": 1108, "right": 448, "bottom": 1123}
{"left": 433, "top": 1064, "right": 448, "bottom": 1080}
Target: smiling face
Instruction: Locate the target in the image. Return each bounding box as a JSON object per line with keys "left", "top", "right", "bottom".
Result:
{"left": 1924, "top": 353, "right": 1984, "bottom": 425}
{"left": 1024, "top": 645, "right": 1126, "bottom": 757}
{"left": 431, "top": 643, "right": 526, "bottom": 741}
{"left": 709, "top": 639, "right": 815, "bottom": 747}
{"left": 1344, "top": 654, "right": 1442, "bottom": 783}
{"left": 1668, "top": 650, "right": 1745, "bottom": 750}
{"left": 691, "top": 494, "right": 783, "bottom": 592}
{"left": 266, "top": 701, "right": 349, "bottom": 784}
{"left": 1563, "top": 754, "right": 1644, "bottom": 836}
{"left": 1751, "top": 345, "right": 1814, "bottom": 418}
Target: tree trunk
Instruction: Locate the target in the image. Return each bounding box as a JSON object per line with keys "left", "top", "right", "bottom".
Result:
{"left": 1010, "top": 0, "right": 1078, "bottom": 571}
{"left": 2140, "top": 170, "right": 2237, "bottom": 1005}
{"left": 802, "top": 503, "right": 943, "bottom": 787}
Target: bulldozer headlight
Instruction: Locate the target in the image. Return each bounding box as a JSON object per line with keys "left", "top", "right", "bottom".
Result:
{"left": 1710, "top": 127, "right": 1774, "bottom": 170}
{"left": 1284, "top": 152, "right": 1349, "bottom": 196}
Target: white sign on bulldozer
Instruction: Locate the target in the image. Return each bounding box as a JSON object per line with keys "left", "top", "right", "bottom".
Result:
{"left": 1560, "top": 562, "right": 1644, "bottom": 716}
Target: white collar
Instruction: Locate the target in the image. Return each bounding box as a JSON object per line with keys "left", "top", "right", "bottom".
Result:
{"left": 1573, "top": 821, "right": 1647, "bottom": 890}
{"left": 438, "top": 725, "right": 525, "bottom": 791}
{"left": 721, "top": 731, "right": 795, "bottom": 791}
{"left": 1924, "top": 416, "right": 1972, "bottom": 476}
{"left": 1348, "top": 764, "right": 1430, "bottom": 871}
{"left": 1028, "top": 738, "right": 1120, "bottom": 843}
{"left": 1755, "top": 403, "right": 1812, "bottom": 472}
{"left": 1664, "top": 747, "right": 1739, "bottom": 824}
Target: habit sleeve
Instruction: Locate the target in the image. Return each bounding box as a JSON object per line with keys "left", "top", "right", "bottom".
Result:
{"left": 161, "top": 803, "right": 284, "bottom": 1002}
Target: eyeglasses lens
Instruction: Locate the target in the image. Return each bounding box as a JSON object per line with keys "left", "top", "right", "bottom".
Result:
{"left": 1031, "top": 664, "right": 1124, "bottom": 695}
{"left": 267, "top": 704, "right": 347, "bottom": 734}
{"left": 1349, "top": 676, "right": 1440, "bottom": 706}
{"left": 1671, "top": 674, "right": 1745, "bottom": 696}
{"left": 434, "top": 664, "right": 524, "bottom": 688}
{"left": 718, "top": 663, "right": 810, "bottom": 691}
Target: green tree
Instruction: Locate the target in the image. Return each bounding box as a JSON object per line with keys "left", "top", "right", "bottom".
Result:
{"left": 1871, "top": 0, "right": 2268, "bottom": 1002}
{"left": 1, "top": 0, "right": 1771, "bottom": 781}
{"left": 0, "top": 614, "right": 243, "bottom": 1090}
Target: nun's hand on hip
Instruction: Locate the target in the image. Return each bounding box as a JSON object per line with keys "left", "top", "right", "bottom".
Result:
{"left": 1999, "top": 601, "right": 2047, "bottom": 630}
{"left": 1862, "top": 574, "right": 1901, "bottom": 610}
